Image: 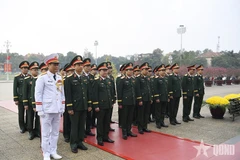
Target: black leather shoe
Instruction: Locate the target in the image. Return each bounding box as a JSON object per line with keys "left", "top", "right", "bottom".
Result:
{"left": 64, "top": 138, "right": 70, "bottom": 143}
{"left": 199, "top": 115, "right": 205, "bottom": 118}
{"left": 86, "top": 132, "right": 95, "bottom": 136}
{"left": 28, "top": 133, "right": 35, "bottom": 140}
{"left": 161, "top": 123, "right": 168, "bottom": 127}
{"left": 143, "top": 129, "right": 151, "bottom": 132}
{"left": 109, "top": 128, "right": 115, "bottom": 132}
{"left": 103, "top": 138, "right": 114, "bottom": 143}
{"left": 77, "top": 143, "right": 88, "bottom": 150}
{"left": 183, "top": 119, "right": 188, "bottom": 122}
{"left": 193, "top": 115, "right": 200, "bottom": 119}
{"left": 156, "top": 125, "right": 161, "bottom": 129}
{"left": 170, "top": 122, "right": 176, "bottom": 125}
{"left": 127, "top": 132, "right": 137, "bottom": 137}
{"left": 175, "top": 120, "right": 181, "bottom": 124}
{"left": 71, "top": 148, "right": 78, "bottom": 153}
{"left": 122, "top": 135, "right": 127, "bottom": 140}
{"left": 20, "top": 129, "right": 25, "bottom": 134}
{"left": 98, "top": 141, "right": 104, "bottom": 146}
{"left": 188, "top": 118, "right": 194, "bottom": 121}
{"left": 138, "top": 130, "right": 144, "bottom": 134}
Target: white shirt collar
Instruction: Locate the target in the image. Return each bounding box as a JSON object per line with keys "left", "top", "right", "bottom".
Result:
{"left": 75, "top": 71, "right": 81, "bottom": 78}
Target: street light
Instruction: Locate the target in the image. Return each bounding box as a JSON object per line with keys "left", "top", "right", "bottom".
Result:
{"left": 168, "top": 55, "right": 173, "bottom": 64}
{"left": 94, "top": 40, "right": 98, "bottom": 65}
{"left": 177, "top": 25, "right": 186, "bottom": 64}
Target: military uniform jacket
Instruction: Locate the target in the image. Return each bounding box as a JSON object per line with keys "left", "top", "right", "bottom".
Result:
{"left": 182, "top": 73, "right": 194, "bottom": 97}
{"left": 92, "top": 77, "right": 113, "bottom": 109}
{"left": 153, "top": 76, "right": 168, "bottom": 102}
{"left": 117, "top": 76, "right": 136, "bottom": 106}
{"left": 23, "top": 75, "right": 34, "bottom": 106}
{"left": 31, "top": 77, "right": 38, "bottom": 108}
{"left": 135, "top": 75, "right": 152, "bottom": 102}
{"left": 194, "top": 74, "right": 205, "bottom": 95}
{"left": 35, "top": 71, "right": 65, "bottom": 114}
{"left": 168, "top": 74, "right": 182, "bottom": 98}
{"left": 65, "top": 73, "right": 91, "bottom": 111}
{"left": 13, "top": 73, "right": 29, "bottom": 102}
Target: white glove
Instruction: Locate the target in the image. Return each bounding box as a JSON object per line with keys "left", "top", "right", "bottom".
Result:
{"left": 38, "top": 111, "right": 45, "bottom": 117}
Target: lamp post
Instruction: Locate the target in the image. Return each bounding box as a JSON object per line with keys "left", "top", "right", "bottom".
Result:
{"left": 177, "top": 25, "right": 186, "bottom": 64}
{"left": 168, "top": 55, "right": 173, "bottom": 64}
{"left": 94, "top": 40, "right": 98, "bottom": 65}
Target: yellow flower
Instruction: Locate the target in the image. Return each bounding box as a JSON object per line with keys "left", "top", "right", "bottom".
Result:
{"left": 224, "top": 94, "right": 239, "bottom": 100}
{"left": 206, "top": 96, "right": 229, "bottom": 107}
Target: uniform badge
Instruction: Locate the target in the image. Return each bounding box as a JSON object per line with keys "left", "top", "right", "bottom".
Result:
{"left": 56, "top": 80, "right": 63, "bottom": 92}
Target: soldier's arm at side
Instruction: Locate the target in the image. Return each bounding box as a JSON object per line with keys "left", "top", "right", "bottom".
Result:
{"left": 117, "top": 78, "right": 124, "bottom": 106}
{"left": 31, "top": 79, "right": 36, "bottom": 110}
{"left": 135, "top": 77, "right": 143, "bottom": 104}
{"left": 64, "top": 77, "right": 73, "bottom": 111}
{"left": 193, "top": 75, "right": 199, "bottom": 96}
{"left": 13, "top": 76, "right": 19, "bottom": 103}
{"left": 61, "top": 77, "right": 65, "bottom": 113}
{"left": 168, "top": 75, "right": 173, "bottom": 98}
{"left": 35, "top": 76, "right": 44, "bottom": 115}
{"left": 92, "top": 79, "right": 99, "bottom": 111}
{"left": 87, "top": 79, "right": 92, "bottom": 110}
{"left": 153, "top": 78, "right": 160, "bottom": 101}
{"left": 181, "top": 76, "right": 187, "bottom": 97}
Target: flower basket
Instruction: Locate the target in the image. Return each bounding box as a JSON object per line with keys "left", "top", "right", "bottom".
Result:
{"left": 206, "top": 96, "right": 230, "bottom": 119}
{"left": 233, "top": 79, "right": 240, "bottom": 85}
{"left": 226, "top": 80, "right": 232, "bottom": 85}
{"left": 205, "top": 80, "right": 213, "bottom": 87}
{"left": 215, "top": 80, "right": 223, "bottom": 86}
{"left": 210, "top": 106, "right": 226, "bottom": 119}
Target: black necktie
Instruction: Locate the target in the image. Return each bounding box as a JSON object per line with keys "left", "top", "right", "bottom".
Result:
{"left": 53, "top": 75, "right": 56, "bottom": 80}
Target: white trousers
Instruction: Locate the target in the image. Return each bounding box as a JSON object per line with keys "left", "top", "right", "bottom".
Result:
{"left": 40, "top": 113, "right": 61, "bottom": 158}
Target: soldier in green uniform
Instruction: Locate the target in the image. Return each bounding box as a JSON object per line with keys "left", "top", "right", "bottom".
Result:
{"left": 132, "top": 65, "right": 140, "bottom": 126}
{"left": 23, "top": 61, "right": 39, "bottom": 140}
{"left": 193, "top": 65, "right": 205, "bottom": 119}
{"left": 107, "top": 62, "right": 116, "bottom": 131}
{"left": 117, "top": 63, "right": 138, "bottom": 140}
{"left": 92, "top": 62, "right": 114, "bottom": 146}
{"left": 90, "top": 64, "right": 98, "bottom": 128}
{"left": 164, "top": 64, "right": 171, "bottom": 118}
{"left": 148, "top": 66, "right": 155, "bottom": 122}
{"left": 168, "top": 63, "right": 181, "bottom": 125}
{"left": 116, "top": 64, "right": 126, "bottom": 128}
{"left": 63, "top": 63, "right": 74, "bottom": 143}
{"left": 182, "top": 65, "right": 196, "bottom": 122}
{"left": 65, "top": 56, "right": 91, "bottom": 153}
{"left": 31, "top": 62, "right": 48, "bottom": 139}
{"left": 13, "top": 61, "right": 30, "bottom": 133}
{"left": 135, "top": 62, "right": 152, "bottom": 134}
{"left": 82, "top": 58, "right": 95, "bottom": 137}
{"left": 154, "top": 64, "right": 169, "bottom": 129}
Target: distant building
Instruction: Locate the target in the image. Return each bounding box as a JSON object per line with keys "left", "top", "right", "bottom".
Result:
{"left": 199, "top": 52, "right": 222, "bottom": 67}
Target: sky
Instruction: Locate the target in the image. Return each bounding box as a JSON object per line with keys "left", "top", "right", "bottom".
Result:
{"left": 0, "top": 0, "right": 240, "bottom": 57}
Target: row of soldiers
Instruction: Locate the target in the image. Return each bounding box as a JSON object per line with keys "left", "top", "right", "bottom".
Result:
{"left": 13, "top": 54, "right": 205, "bottom": 159}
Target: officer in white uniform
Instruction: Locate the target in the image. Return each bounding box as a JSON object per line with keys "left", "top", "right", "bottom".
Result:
{"left": 35, "top": 53, "right": 65, "bottom": 160}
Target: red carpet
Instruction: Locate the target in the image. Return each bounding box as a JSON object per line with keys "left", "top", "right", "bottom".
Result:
{"left": 1, "top": 100, "right": 240, "bottom": 160}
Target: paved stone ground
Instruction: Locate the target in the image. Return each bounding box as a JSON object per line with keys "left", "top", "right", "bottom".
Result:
{"left": 0, "top": 82, "right": 240, "bottom": 160}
